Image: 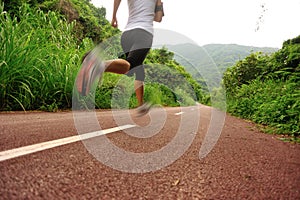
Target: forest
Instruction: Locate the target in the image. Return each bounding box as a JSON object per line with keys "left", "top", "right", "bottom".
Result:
{"left": 1, "top": 0, "right": 299, "bottom": 139}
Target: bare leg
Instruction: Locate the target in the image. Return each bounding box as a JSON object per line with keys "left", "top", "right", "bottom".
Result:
{"left": 77, "top": 54, "right": 145, "bottom": 106}
{"left": 104, "top": 59, "right": 145, "bottom": 106}
{"left": 134, "top": 80, "right": 144, "bottom": 106}
{"left": 104, "top": 59, "right": 130, "bottom": 74}
{"left": 76, "top": 56, "right": 131, "bottom": 95}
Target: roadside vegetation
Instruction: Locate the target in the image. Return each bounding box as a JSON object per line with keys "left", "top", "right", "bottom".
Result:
{"left": 0, "top": 1, "right": 204, "bottom": 111}
{"left": 1, "top": 1, "right": 299, "bottom": 138}
{"left": 222, "top": 36, "right": 300, "bottom": 139}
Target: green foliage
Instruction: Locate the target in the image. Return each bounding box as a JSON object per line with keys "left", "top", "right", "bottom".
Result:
{"left": 0, "top": 1, "right": 206, "bottom": 112}
{"left": 3, "top": 0, "right": 44, "bottom": 18}
{"left": 223, "top": 35, "right": 300, "bottom": 136}
{"left": 0, "top": 4, "right": 93, "bottom": 111}
{"left": 4, "top": 0, "right": 118, "bottom": 43}
{"left": 144, "top": 83, "right": 178, "bottom": 106}
{"left": 145, "top": 48, "right": 204, "bottom": 103}
{"left": 96, "top": 73, "right": 128, "bottom": 109}
{"left": 262, "top": 36, "right": 300, "bottom": 81}
{"left": 62, "top": 0, "right": 117, "bottom": 43}
{"left": 223, "top": 52, "right": 269, "bottom": 95}
{"left": 227, "top": 79, "right": 300, "bottom": 136}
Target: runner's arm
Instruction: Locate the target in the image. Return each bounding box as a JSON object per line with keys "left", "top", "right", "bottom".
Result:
{"left": 154, "top": 0, "right": 164, "bottom": 22}
{"left": 112, "top": 0, "right": 121, "bottom": 28}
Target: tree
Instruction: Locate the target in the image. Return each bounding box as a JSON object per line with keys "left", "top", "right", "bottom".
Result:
{"left": 223, "top": 52, "right": 266, "bottom": 95}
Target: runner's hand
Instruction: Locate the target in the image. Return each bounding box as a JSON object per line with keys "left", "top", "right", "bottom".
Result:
{"left": 111, "top": 17, "right": 118, "bottom": 28}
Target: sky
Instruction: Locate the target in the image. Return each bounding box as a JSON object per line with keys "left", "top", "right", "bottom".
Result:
{"left": 91, "top": 0, "right": 300, "bottom": 48}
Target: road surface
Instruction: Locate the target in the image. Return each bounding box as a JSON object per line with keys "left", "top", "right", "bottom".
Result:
{"left": 0, "top": 105, "right": 299, "bottom": 199}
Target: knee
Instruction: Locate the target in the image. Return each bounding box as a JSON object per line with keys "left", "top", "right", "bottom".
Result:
{"left": 124, "top": 59, "right": 131, "bottom": 71}
{"left": 126, "top": 65, "right": 145, "bottom": 81}
{"left": 105, "top": 59, "right": 130, "bottom": 74}
{"left": 118, "top": 59, "right": 131, "bottom": 72}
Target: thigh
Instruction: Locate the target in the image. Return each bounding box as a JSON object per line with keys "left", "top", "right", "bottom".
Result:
{"left": 121, "top": 29, "right": 153, "bottom": 69}
{"left": 126, "top": 48, "right": 150, "bottom": 69}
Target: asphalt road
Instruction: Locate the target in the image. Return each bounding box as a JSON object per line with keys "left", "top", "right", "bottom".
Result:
{"left": 0, "top": 105, "right": 299, "bottom": 199}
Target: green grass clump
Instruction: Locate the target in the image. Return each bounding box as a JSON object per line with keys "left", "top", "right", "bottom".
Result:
{"left": 0, "top": 4, "right": 93, "bottom": 111}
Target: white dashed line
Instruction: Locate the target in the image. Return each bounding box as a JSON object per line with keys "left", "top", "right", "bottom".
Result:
{"left": 0, "top": 124, "right": 136, "bottom": 162}
{"left": 175, "top": 112, "right": 184, "bottom": 116}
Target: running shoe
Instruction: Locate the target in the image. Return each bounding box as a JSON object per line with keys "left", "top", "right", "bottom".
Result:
{"left": 76, "top": 52, "right": 104, "bottom": 96}
{"left": 136, "top": 102, "right": 153, "bottom": 117}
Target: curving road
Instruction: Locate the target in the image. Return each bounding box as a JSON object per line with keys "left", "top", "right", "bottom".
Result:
{"left": 0, "top": 105, "right": 299, "bottom": 199}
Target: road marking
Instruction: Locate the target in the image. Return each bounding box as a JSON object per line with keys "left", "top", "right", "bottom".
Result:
{"left": 0, "top": 124, "right": 136, "bottom": 162}
{"left": 175, "top": 111, "right": 184, "bottom": 116}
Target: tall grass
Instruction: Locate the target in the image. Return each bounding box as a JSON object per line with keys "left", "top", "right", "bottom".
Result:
{"left": 0, "top": 4, "right": 93, "bottom": 111}
{"left": 1, "top": 4, "right": 202, "bottom": 112}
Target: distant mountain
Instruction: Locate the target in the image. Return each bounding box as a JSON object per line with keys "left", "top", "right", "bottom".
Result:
{"left": 202, "top": 44, "right": 278, "bottom": 71}
{"left": 166, "top": 43, "right": 278, "bottom": 88}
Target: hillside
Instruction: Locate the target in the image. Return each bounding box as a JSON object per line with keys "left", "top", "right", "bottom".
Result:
{"left": 203, "top": 44, "right": 278, "bottom": 70}
{"left": 167, "top": 43, "right": 278, "bottom": 87}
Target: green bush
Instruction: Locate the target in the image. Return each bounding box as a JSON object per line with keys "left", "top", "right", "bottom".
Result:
{"left": 0, "top": 4, "right": 93, "bottom": 111}
{"left": 227, "top": 79, "right": 299, "bottom": 136}
{"left": 222, "top": 35, "right": 300, "bottom": 136}
{"left": 144, "top": 83, "right": 179, "bottom": 107}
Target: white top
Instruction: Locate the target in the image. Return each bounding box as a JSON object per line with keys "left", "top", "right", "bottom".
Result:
{"left": 125, "top": 0, "right": 156, "bottom": 35}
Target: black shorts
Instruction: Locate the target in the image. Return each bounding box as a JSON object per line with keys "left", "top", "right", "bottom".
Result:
{"left": 121, "top": 28, "right": 153, "bottom": 81}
